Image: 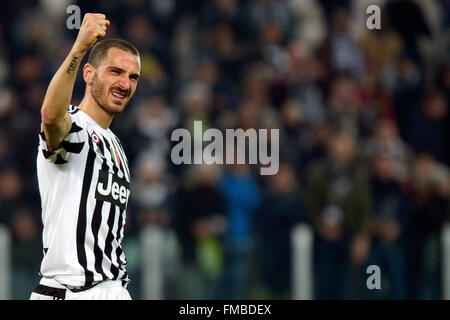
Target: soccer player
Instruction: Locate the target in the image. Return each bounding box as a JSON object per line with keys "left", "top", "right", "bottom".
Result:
{"left": 30, "top": 13, "right": 140, "bottom": 300}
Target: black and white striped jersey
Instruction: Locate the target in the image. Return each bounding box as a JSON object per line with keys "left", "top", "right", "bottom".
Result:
{"left": 37, "top": 105, "right": 131, "bottom": 287}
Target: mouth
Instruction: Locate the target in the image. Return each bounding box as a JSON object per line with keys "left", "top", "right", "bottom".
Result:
{"left": 111, "top": 90, "right": 128, "bottom": 101}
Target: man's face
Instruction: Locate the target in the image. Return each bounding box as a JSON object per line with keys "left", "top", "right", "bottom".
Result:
{"left": 90, "top": 47, "right": 140, "bottom": 115}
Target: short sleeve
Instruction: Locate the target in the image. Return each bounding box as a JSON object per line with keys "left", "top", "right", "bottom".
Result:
{"left": 39, "top": 117, "right": 86, "bottom": 164}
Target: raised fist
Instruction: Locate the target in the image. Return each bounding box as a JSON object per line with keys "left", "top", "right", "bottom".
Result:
{"left": 73, "top": 13, "right": 110, "bottom": 53}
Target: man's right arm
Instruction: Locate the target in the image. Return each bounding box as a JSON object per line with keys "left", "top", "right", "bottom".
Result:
{"left": 41, "top": 13, "right": 109, "bottom": 151}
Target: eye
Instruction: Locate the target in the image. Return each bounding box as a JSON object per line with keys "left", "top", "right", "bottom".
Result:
{"left": 111, "top": 69, "right": 120, "bottom": 74}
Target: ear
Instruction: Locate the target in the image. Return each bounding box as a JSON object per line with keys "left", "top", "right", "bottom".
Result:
{"left": 83, "top": 63, "right": 95, "bottom": 86}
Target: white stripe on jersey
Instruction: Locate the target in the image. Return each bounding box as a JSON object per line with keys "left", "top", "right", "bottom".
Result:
{"left": 37, "top": 105, "right": 131, "bottom": 287}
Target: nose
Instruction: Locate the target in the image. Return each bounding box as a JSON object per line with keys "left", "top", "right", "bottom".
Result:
{"left": 117, "top": 79, "right": 130, "bottom": 91}
{"left": 115, "top": 75, "right": 131, "bottom": 92}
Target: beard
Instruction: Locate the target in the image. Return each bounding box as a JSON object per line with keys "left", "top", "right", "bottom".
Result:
{"left": 91, "top": 75, "right": 130, "bottom": 116}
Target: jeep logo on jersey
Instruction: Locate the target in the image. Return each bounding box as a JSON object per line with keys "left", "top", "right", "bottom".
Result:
{"left": 95, "top": 170, "right": 130, "bottom": 210}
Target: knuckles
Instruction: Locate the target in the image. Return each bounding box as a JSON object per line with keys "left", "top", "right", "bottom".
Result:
{"left": 84, "top": 13, "right": 106, "bottom": 19}
{"left": 78, "top": 13, "right": 108, "bottom": 42}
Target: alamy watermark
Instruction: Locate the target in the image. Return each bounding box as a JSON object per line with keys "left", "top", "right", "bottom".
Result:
{"left": 66, "top": 5, "right": 81, "bottom": 30}
{"left": 67, "top": 4, "right": 381, "bottom": 31}
{"left": 366, "top": 264, "right": 381, "bottom": 290}
{"left": 366, "top": 5, "right": 381, "bottom": 30}
{"left": 170, "top": 121, "right": 279, "bottom": 175}
{"left": 67, "top": 4, "right": 381, "bottom": 30}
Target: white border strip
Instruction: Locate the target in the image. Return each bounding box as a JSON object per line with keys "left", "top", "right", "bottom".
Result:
{"left": 442, "top": 223, "right": 450, "bottom": 300}
{"left": 141, "top": 225, "right": 163, "bottom": 300}
{"left": 0, "top": 224, "right": 11, "bottom": 299}
{"left": 291, "top": 224, "right": 313, "bottom": 300}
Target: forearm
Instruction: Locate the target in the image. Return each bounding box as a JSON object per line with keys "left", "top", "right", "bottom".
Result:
{"left": 40, "top": 13, "right": 108, "bottom": 150}
{"left": 41, "top": 46, "right": 87, "bottom": 125}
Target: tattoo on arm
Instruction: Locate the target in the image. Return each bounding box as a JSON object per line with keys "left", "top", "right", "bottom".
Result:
{"left": 67, "top": 56, "right": 78, "bottom": 74}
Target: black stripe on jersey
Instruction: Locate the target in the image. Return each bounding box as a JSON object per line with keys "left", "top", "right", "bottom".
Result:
{"left": 40, "top": 121, "right": 82, "bottom": 141}
{"left": 104, "top": 205, "right": 120, "bottom": 279}
{"left": 42, "top": 149, "right": 55, "bottom": 159}
{"left": 91, "top": 198, "right": 108, "bottom": 280}
{"left": 69, "top": 106, "right": 80, "bottom": 115}
{"left": 54, "top": 154, "right": 68, "bottom": 164}
{"left": 112, "top": 135, "right": 128, "bottom": 168}
{"left": 118, "top": 142, "right": 130, "bottom": 181}
{"left": 111, "top": 137, "right": 128, "bottom": 181}
{"left": 95, "top": 133, "right": 105, "bottom": 157}
{"left": 114, "top": 210, "right": 126, "bottom": 275}
{"left": 41, "top": 122, "right": 84, "bottom": 163}
{"left": 112, "top": 135, "right": 128, "bottom": 165}
{"left": 70, "top": 122, "right": 83, "bottom": 133}
{"left": 91, "top": 155, "right": 112, "bottom": 281}
{"left": 76, "top": 136, "right": 96, "bottom": 286}
{"left": 60, "top": 140, "right": 84, "bottom": 154}
{"left": 111, "top": 136, "right": 130, "bottom": 180}
{"left": 41, "top": 141, "right": 83, "bottom": 158}
{"left": 110, "top": 137, "right": 126, "bottom": 178}
{"left": 102, "top": 138, "right": 120, "bottom": 176}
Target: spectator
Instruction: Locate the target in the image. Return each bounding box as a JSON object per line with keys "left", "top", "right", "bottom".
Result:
{"left": 326, "top": 75, "right": 364, "bottom": 138}
{"left": 410, "top": 154, "right": 450, "bottom": 299}
{"left": 245, "top": 0, "right": 294, "bottom": 40}
{"left": 318, "top": 6, "right": 365, "bottom": 83}
{"left": 384, "top": 0, "right": 432, "bottom": 64}
{"left": 306, "top": 130, "right": 371, "bottom": 299}
{"left": 364, "top": 118, "right": 412, "bottom": 183}
{"left": 392, "top": 55, "right": 423, "bottom": 143}
{"left": 125, "top": 95, "right": 178, "bottom": 163}
{"left": 256, "top": 163, "right": 307, "bottom": 299}
{"left": 131, "top": 151, "right": 179, "bottom": 299}
{"left": 214, "top": 161, "right": 260, "bottom": 299}
{"left": 410, "top": 91, "right": 449, "bottom": 166}
{"left": 176, "top": 164, "right": 227, "bottom": 299}
{"left": 0, "top": 166, "right": 25, "bottom": 225}
{"left": 10, "top": 206, "right": 42, "bottom": 300}
{"left": 286, "top": 42, "right": 326, "bottom": 125}
{"left": 177, "top": 81, "right": 213, "bottom": 132}
{"left": 367, "top": 151, "right": 410, "bottom": 299}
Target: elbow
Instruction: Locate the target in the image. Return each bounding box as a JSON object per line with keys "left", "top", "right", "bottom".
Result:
{"left": 41, "top": 106, "right": 58, "bottom": 125}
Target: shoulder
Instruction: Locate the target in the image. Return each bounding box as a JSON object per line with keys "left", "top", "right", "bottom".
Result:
{"left": 68, "top": 105, "right": 84, "bottom": 120}
{"left": 67, "top": 106, "right": 94, "bottom": 136}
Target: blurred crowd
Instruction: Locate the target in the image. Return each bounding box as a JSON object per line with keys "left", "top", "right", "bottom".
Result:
{"left": 0, "top": 0, "right": 449, "bottom": 300}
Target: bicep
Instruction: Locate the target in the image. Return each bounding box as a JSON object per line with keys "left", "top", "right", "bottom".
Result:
{"left": 42, "top": 112, "right": 72, "bottom": 152}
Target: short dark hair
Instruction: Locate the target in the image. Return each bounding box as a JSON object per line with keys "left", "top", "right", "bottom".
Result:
{"left": 87, "top": 38, "right": 139, "bottom": 67}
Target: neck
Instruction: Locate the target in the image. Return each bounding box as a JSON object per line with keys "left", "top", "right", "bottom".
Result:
{"left": 78, "top": 94, "right": 114, "bottom": 129}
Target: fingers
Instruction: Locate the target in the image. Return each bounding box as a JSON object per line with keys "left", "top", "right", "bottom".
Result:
{"left": 82, "top": 13, "right": 109, "bottom": 28}
{"left": 97, "top": 23, "right": 107, "bottom": 31}
{"left": 83, "top": 13, "right": 109, "bottom": 39}
{"left": 97, "top": 30, "right": 106, "bottom": 39}
{"left": 84, "top": 13, "right": 106, "bottom": 20}
{"left": 95, "top": 19, "right": 110, "bottom": 28}
{"left": 74, "top": 13, "right": 111, "bottom": 52}
{"left": 96, "top": 21, "right": 107, "bottom": 39}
